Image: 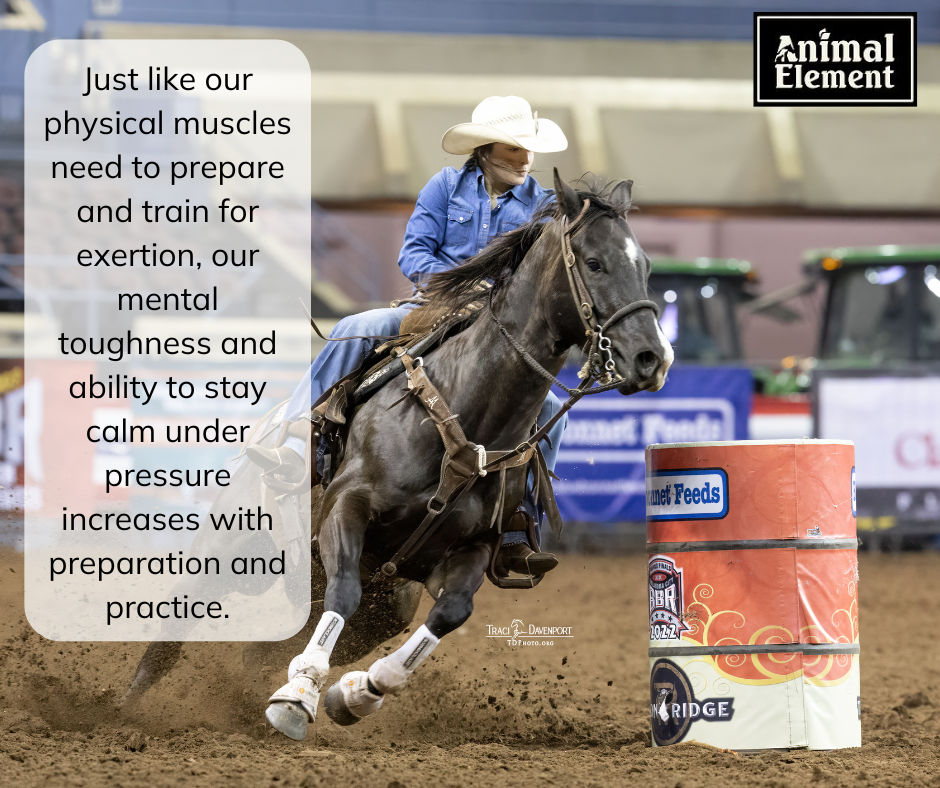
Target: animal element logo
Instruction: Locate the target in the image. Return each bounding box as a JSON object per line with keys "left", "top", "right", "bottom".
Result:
{"left": 511, "top": 619, "right": 525, "bottom": 638}
{"left": 776, "top": 34, "right": 797, "bottom": 62}
{"left": 650, "top": 659, "right": 735, "bottom": 746}
{"left": 648, "top": 556, "right": 691, "bottom": 641}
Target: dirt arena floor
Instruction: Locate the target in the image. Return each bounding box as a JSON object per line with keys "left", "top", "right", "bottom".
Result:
{"left": 0, "top": 546, "right": 938, "bottom": 788}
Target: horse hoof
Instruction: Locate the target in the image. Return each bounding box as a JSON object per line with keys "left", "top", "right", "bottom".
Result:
{"left": 324, "top": 672, "right": 384, "bottom": 726}
{"left": 323, "top": 682, "right": 361, "bottom": 726}
{"left": 265, "top": 702, "right": 309, "bottom": 740}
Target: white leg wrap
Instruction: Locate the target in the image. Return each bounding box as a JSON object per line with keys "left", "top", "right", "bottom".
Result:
{"left": 269, "top": 676, "right": 320, "bottom": 721}
{"left": 368, "top": 624, "right": 440, "bottom": 695}
{"left": 269, "top": 612, "right": 346, "bottom": 725}
{"left": 287, "top": 611, "right": 345, "bottom": 683}
{"left": 334, "top": 671, "right": 384, "bottom": 718}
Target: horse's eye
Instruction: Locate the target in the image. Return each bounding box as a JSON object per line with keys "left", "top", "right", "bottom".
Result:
{"left": 585, "top": 259, "right": 602, "bottom": 272}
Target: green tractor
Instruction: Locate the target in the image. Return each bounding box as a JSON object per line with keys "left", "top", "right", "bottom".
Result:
{"left": 750, "top": 245, "right": 940, "bottom": 393}
{"left": 647, "top": 257, "right": 758, "bottom": 363}
{"left": 806, "top": 245, "right": 940, "bottom": 366}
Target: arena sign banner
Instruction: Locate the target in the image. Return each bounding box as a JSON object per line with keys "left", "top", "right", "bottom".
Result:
{"left": 754, "top": 12, "right": 916, "bottom": 106}
{"left": 553, "top": 367, "right": 750, "bottom": 523}
{"left": 815, "top": 372, "right": 940, "bottom": 524}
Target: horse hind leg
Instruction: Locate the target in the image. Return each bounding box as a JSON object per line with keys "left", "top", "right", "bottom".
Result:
{"left": 255, "top": 572, "right": 419, "bottom": 728}
{"left": 323, "top": 542, "right": 489, "bottom": 726}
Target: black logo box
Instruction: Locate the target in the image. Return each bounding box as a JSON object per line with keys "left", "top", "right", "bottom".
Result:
{"left": 754, "top": 13, "right": 916, "bottom": 107}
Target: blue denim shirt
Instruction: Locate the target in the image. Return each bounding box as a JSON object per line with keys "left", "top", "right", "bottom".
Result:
{"left": 398, "top": 165, "right": 551, "bottom": 285}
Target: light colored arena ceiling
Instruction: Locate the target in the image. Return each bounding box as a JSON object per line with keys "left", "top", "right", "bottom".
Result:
{"left": 90, "top": 23, "right": 940, "bottom": 210}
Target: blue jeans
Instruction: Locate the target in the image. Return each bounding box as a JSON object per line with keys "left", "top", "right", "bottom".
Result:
{"left": 283, "top": 306, "right": 412, "bottom": 448}
{"left": 284, "top": 307, "right": 568, "bottom": 540}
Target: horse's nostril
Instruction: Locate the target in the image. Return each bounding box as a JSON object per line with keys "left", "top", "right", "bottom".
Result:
{"left": 634, "top": 350, "right": 661, "bottom": 380}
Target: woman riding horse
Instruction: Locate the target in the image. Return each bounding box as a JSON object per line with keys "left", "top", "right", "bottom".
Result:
{"left": 255, "top": 96, "right": 570, "bottom": 576}
{"left": 264, "top": 169, "right": 673, "bottom": 740}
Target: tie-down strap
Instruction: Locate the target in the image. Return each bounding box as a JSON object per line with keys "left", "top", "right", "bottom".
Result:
{"left": 377, "top": 352, "right": 558, "bottom": 580}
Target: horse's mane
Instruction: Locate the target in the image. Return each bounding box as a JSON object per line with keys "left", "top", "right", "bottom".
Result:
{"left": 423, "top": 177, "right": 632, "bottom": 312}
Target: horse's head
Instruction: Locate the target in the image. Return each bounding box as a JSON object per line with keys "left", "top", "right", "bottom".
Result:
{"left": 551, "top": 169, "right": 673, "bottom": 394}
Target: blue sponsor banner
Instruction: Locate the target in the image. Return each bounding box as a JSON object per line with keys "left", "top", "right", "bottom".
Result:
{"left": 553, "top": 366, "right": 751, "bottom": 523}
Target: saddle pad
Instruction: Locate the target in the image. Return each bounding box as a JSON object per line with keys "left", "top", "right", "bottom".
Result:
{"left": 353, "top": 311, "right": 479, "bottom": 403}
{"left": 353, "top": 328, "right": 438, "bottom": 401}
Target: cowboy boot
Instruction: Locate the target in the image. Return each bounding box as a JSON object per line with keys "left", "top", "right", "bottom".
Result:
{"left": 246, "top": 445, "right": 306, "bottom": 482}
{"left": 494, "top": 506, "right": 559, "bottom": 577}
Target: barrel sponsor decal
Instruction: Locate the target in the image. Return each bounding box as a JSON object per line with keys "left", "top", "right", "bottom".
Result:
{"left": 646, "top": 468, "right": 729, "bottom": 521}
{"left": 650, "top": 658, "right": 735, "bottom": 746}
{"left": 648, "top": 555, "right": 691, "bottom": 641}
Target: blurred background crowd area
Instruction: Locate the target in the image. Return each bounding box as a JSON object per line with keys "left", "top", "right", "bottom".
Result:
{"left": 2, "top": 1, "right": 940, "bottom": 546}
{"left": 2, "top": 2, "right": 939, "bottom": 360}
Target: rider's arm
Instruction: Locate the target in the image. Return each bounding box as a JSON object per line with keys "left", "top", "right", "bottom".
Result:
{"left": 398, "top": 170, "right": 455, "bottom": 285}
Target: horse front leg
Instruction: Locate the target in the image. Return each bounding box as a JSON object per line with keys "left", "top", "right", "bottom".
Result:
{"left": 323, "top": 541, "right": 489, "bottom": 726}
{"left": 265, "top": 488, "right": 370, "bottom": 740}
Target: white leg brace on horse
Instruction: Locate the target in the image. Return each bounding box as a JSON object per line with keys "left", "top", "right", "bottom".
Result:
{"left": 325, "top": 625, "right": 441, "bottom": 725}
{"left": 367, "top": 624, "right": 440, "bottom": 694}
{"left": 269, "top": 611, "right": 345, "bottom": 720}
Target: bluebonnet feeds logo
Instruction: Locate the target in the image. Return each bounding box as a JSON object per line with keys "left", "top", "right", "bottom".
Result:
{"left": 646, "top": 468, "right": 728, "bottom": 521}
{"left": 754, "top": 13, "right": 916, "bottom": 106}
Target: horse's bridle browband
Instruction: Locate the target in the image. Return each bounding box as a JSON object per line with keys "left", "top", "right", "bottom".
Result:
{"left": 489, "top": 198, "right": 659, "bottom": 397}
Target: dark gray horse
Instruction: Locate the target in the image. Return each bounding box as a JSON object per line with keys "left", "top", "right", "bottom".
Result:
{"left": 122, "top": 171, "right": 673, "bottom": 739}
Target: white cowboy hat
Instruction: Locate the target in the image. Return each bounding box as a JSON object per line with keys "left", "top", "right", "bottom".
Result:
{"left": 441, "top": 96, "right": 568, "bottom": 155}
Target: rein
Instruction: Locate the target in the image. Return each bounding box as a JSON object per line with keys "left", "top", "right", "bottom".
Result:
{"left": 479, "top": 199, "right": 661, "bottom": 475}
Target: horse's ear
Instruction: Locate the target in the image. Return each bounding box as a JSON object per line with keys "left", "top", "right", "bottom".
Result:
{"left": 553, "top": 168, "right": 582, "bottom": 221}
{"left": 610, "top": 179, "right": 634, "bottom": 214}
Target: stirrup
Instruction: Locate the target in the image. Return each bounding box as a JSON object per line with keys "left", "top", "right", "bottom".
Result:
{"left": 486, "top": 504, "right": 557, "bottom": 589}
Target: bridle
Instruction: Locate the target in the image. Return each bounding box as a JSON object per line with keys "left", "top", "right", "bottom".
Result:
{"left": 489, "top": 198, "right": 659, "bottom": 397}
{"left": 561, "top": 199, "right": 659, "bottom": 385}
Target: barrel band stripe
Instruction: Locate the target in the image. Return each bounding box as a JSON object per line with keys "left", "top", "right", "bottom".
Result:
{"left": 648, "top": 643, "right": 860, "bottom": 657}
{"left": 647, "top": 538, "right": 858, "bottom": 553}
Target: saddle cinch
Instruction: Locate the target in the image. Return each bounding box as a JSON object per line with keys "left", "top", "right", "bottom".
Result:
{"left": 246, "top": 304, "right": 564, "bottom": 589}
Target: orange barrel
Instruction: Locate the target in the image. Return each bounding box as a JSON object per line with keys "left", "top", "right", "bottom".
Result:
{"left": 646, "top": 440, "right": 860, "bottom": 751}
